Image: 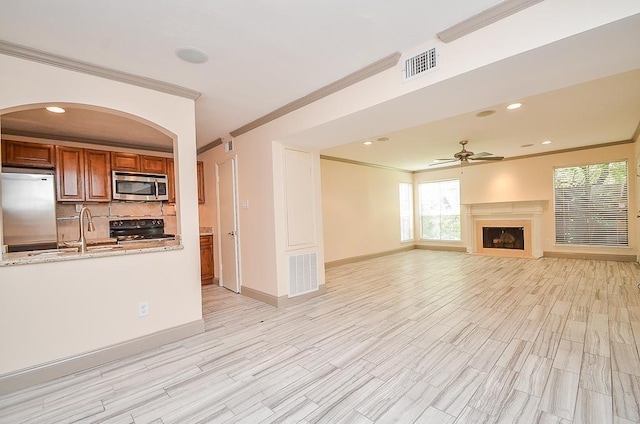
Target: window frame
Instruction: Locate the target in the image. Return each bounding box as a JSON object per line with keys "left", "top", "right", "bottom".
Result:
{"left": 417, "top": 179, "right": 461, "bottom": 242}
{"left": 553, "top": 160, "right": 629, "bottom": 247}
{"left": 399, "top": 182, "right": 414, "bottom": 242}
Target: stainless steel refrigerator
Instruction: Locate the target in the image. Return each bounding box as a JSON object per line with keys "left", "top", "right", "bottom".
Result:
{"left": 1, "top": 168, "right": 58, "bottom": 252}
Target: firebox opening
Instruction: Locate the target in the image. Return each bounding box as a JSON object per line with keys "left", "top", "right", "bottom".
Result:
{"left": 482, "top": 227, "right": 525, "bottom": 250}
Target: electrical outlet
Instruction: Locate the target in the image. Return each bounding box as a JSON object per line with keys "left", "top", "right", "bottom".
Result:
{"left": 75, "top": 204, "right": 83, "bottom": 213}
{"left": 138, "top": 301, "right": 149, "bottom": 317}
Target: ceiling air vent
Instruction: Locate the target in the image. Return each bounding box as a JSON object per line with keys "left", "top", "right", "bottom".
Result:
{"left": 224, "top": 139, "right": 234, "bottom": 152}
{"left": 403, "top": 47, "right": 439, "bottom": 81}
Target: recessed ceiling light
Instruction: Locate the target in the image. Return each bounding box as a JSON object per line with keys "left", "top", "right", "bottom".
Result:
{"left": 521, "top": 143, "right": 534, "bottom": 147}
{"left": 363, "top": 141, "right": 373, "bottom": 146}
{"left": 476, "top": 110, "right": 495, "bottom": 117}
{"left": 506, "top": 102, "right": 522, "bottom": 110}
{"left": 175, "top": 47, "right": 209, "bottom": 64}
{"left": 377, "top": 137, "right": 390, "bottom": 142}
{"left": 541, "top": 140, "right": 552, "bottom": 145}
{"left": 46, "top": 106, "right": 65, "bottom": 114}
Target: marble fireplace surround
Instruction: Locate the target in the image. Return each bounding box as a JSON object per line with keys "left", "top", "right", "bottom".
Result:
{"left": 464, "top": 201, "right": 546, "bottom": 258}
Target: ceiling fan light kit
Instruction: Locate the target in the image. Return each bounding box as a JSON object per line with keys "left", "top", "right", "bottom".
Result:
{"left": 430, "top": 140, "right": 504, "bottom": 166}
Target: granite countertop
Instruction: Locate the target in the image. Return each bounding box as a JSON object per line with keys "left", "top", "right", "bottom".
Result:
{"left": 0, "top": 239, "right": 183, "bottom": 267}
{"left": 199, "top": 226, "right": 214, "bottom": 236}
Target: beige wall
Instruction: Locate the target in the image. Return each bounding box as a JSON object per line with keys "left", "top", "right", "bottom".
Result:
{"left": 321, "top": 159, "right": 413, "bottom": 262}
{"left": 0, "top": 54, "right": 202, "bottom": 375}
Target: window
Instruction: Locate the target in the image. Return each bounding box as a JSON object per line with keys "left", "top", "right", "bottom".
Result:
{"left": 418, "top": 179, "right": 460, "bottom": 241}
{"left": 554, "top": 161, "right": 628, "bottom": 246}
{"left": 399, "top": 183, "right": 414, "bottom": 241}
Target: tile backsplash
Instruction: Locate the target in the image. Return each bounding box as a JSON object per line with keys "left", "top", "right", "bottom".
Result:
{"left": 56, "top": 201, "right": 177, "bottom": 244}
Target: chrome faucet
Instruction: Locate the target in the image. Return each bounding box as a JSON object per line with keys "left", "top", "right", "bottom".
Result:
{"left": 77, "top": 206, "right": 96, "bottom": 254}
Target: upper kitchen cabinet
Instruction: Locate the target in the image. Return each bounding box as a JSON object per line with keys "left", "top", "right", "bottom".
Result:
{"left": 84, "top": 149, "right": 111, "bottom": 202}
{"left": 56, "top": 146, "right": 84, "bottom": 201}
{"left": 111, "top": 152, "right": 167, "bottom": 174}
{"left": 2, "top": 139, "right": 55, "bottom": 169}
{"left": 166, "top": 158, "right": 176, "bottom": 204}
{"left": 141, "top": 155, "right": 167, "bottom": 174}
{"left": 56, "top": 146, "right": 111, "bottom": 202}
{"left": 197, "top": 161, "right": 205, "bottom": 204}
{"left": 111, "top": 152, "right": 140, "bottom": 172}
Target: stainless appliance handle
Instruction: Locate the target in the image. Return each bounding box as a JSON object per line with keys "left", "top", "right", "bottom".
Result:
{"left": 154, "top": 180, "right": 159, "bottom": 199}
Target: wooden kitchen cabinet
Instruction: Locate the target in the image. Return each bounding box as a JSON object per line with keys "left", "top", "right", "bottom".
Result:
{"left": 84, "top": 149, "right": 111, "bottom": 202}
{"left": 2, "top": 139, "right": 55, "bottom": 169}
{"left": 200, "top": 234, "right": 214, "bottom": 285}
{"left": 164, "top": 158, "right": 200, "bottom": 204}
{"left": 166, "top": 158, "right": 176, "bottom": 203}
{"left": 197, "top": 161, "right": 205, "bottom": 204}
{"left": 111, "top": 152, "right": 140, "bottom": 172}
{"left": 56, "top": 146, "right": 111, "bottom": 202}
{"left": 56, "top": 146, "right": 85, "bottom": 201}
{"left": 141, "top": 155, "right": 167, "bottom": 174}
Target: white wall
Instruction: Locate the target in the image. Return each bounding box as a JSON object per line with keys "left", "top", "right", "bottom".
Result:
{"left": 0, "top": 54, "right": 202, "bottom": 375}
{"left": 273, "top": 144, "right": 325, "bottom": 296}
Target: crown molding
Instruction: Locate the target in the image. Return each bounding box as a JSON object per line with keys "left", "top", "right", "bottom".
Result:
{"left": 414, "top": 139, "right": 634, "bottom": 173}
{"left": 230, "top": 52, "right": 401, "bottom": 138}
{"left": 0, "top": 40, "right": 201, "bottom": 100}
{"left": 632, "top": 119, "right": 640, "bottom": 143}
{"left": 197, "top": 137, "right": 224, "bottom": 155}
{"left": 320, "top": 155, "right": 412, "bottom": 173}
{"left": 437, "top": 0, "right": 544, "bottom": 43}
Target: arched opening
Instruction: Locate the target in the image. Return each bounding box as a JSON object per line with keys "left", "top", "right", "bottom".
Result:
{"left": 1, "top": 103, "right": 180, "bottom": 252}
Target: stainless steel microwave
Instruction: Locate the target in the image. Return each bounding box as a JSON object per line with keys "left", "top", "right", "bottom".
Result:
{"left": 112, "top": 171, "right": 169, "bottom": 201}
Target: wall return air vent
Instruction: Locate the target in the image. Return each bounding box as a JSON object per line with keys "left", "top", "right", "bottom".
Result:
{"left": 403, "top": 47, "right": 439, "bottom": 81}
{"left": 288, "top": 252, "right": 318, "bottom": 297}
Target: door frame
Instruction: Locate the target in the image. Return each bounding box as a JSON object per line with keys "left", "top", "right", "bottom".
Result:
{"left": 215, "top": 156, "right": 241, "bottom": 292}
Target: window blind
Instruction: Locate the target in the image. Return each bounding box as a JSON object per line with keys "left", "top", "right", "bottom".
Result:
{"left": 554, "top": 161, "right": 628, "bottom": 246}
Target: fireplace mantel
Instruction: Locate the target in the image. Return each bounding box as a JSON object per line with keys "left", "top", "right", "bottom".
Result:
{"left": 463, "top": 201, "right": 547, "bottom": 258}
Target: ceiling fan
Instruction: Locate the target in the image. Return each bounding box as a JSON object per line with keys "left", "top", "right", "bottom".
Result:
{"left": 431, "top": 140, "right": 504, "bottom": 166}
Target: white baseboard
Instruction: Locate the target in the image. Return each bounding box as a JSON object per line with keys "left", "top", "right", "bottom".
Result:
{"left": 0, "top": 319, "right": 205, "bottom": 395}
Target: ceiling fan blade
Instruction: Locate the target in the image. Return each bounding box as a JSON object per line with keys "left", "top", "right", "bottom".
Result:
{"left": 469, "top": 152, "right": 492, "bottom": 159}
{"left": 429, "top": 159, "right": 458, "bottom": 166}
{"left": 471, "top": 156, "right": 504, "bottom": 161}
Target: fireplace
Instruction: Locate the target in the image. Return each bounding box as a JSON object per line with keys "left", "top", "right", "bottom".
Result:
{"left": 482, "top": 226, "right": 525, "bottom": 250}
{"left": 464, "top": 201, "right": 545, "bottom": 259}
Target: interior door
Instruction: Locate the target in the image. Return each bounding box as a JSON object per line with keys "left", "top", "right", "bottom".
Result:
{"left": 216, "top": 158, "right": 240, "bottom": 293}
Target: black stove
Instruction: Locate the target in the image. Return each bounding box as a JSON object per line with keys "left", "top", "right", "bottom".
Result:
{"left": 109, "top": 219, "right": 175, "bottom": 243}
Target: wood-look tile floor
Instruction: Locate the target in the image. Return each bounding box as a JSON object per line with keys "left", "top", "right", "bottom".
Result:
{"left": 3, "top": 250, "right": 640, "bottom": 423}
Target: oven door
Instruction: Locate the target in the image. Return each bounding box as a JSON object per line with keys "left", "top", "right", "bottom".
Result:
{"left": 112, "top": 172, "right": 169, "bottom": 201}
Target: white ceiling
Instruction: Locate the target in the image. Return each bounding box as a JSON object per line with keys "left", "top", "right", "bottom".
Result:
{"left": 321, "top": 69, "right": 640, "bottom": 170}
{"left": 0, "top": 2, "right": 638, "bottom": 169}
